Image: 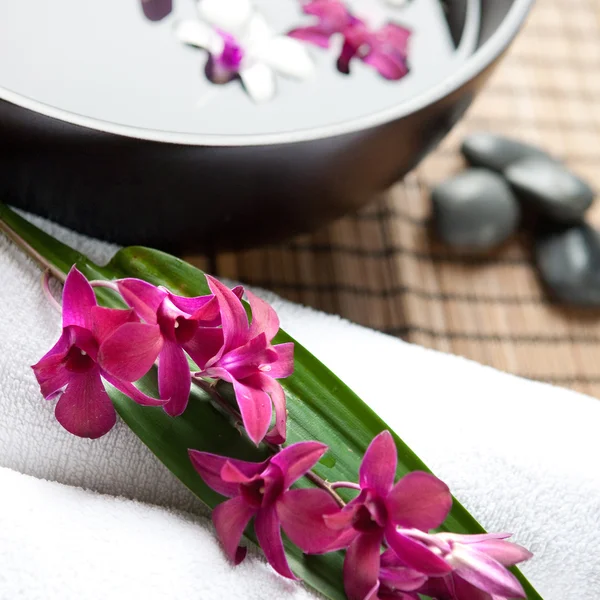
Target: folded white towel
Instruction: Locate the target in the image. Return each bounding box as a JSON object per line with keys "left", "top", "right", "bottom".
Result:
{"left": 0, "top": 213, "right": 598, "bottom": 599}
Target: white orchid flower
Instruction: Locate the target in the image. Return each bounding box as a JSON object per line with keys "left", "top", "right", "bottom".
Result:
{"left": 175, "top": 0, "right": 315, "bottom": 103}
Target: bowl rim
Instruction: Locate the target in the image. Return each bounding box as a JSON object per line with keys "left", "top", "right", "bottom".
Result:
{"left": 0, "top": 0, "right": 534, "bottom": 147}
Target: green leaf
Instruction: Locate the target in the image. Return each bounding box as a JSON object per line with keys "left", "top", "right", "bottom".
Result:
{"left": 0, "top": 204, "right": 542, "bottom": 600}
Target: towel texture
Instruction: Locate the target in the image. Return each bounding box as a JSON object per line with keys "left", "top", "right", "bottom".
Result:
{"left": 0, "top": 213, "right": 598, "bottom": 599}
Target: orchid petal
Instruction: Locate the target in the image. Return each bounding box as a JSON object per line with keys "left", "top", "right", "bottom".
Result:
{"left": 323, "top": 503, "right": 359, "bottom": 531}
{"left": 62, "top": 267, "right": 97, "bottom": 329}
{"left": 259, "top": 36, "right": 314, "bottom": 80}
{"left": 278, "top": 489, "right": 355, "bottom": 553}
{"left": 239, "top": 62, "right": 276, "bottom": 104}
{"left": 98, "top": 323, "right": 163, "bottom": 382}
{"left": 184, "top": 327, "right": 224, "bottom": 370}
{"left": 231, "top": 377, "right": 272, "bottom": 445}
{"left": 336, "top": 39, "right": 357, "bottom": 74}
{"left": 255, "top": 506, "right": 297, "bottom": 579}
{"left": 267, "top": 342, "right": 294, "bottom": 379}
{"left": 288, "top": 26, "right": 333, "bottom": 48}
{"left": 32, "top": 330, "right": 71, "bottom": 398}
{"left": 452, "top": 576, "right": 494, "bottom": 600}
{"left": 198, "top": 0, "right": 253, "bottom": 34}
{"left": 343, "top": 533, "right": 383, "bottom": 600}
{"left": 213, "top": 496, "right": 256, "bottom": 564}
{"left": 169, "top": 292, "right": 219, "bottom": 324}
{"left": 438, "top": 532, "right": 513, "bottom": 545}
{"left": 387, "top": 471, "right": 451, "bottom": 530}
{"left": 219, "top": 333, "right": 276, "bottom": 380}
{"left": 141, "top": 0, "right": 172, "bottom": 21}
{"left": 246, "top": 290, "right": 280, "bottom": 341}
{"left": 360, "top": 430, "right": 396, "bottom": 496}
{"left": 242, "top": 12, "right": 274, "bottom": 49}
{"left": 91, "top": 306, "right": 136, "bottom": 344}
{"left": 206, "top": 276, "right": 249, "bottom": 352}
{"left": 363, "top": 52, "right": 408, "bottom": 80}
{"left": 378, "top": 566, "right": 428, "bottom": 592}
{"left": 261, "top": 376, "right": 287, "bottom": 445}
{"left": 54, "top": 370, "right": 116, "bottom": 439}
{"left": 220, "top": 460, "right": 260, "bottom": 485}
{"left": 117, "top": 278, "right": 167, "bottom": 324}
{"left": 37, "top": 369, "right": 70, "bottom": 401}
{"left": 158, "top": 341, "right": 192, "bottom": 416}
{"left": 377, "top": 23, "right": 412, "bottom": 51}
{"left": 473, "top": 540, "right": 533, "bottom": 566}
{"left": 174, "top": 19, "right": 224, "bottom": 54}
{"left": 271, "top": 440, "right": 327, "bottom": 488}
{"left": 453, "top": 545, "right": 527, "bottom": 597}
{"left": 103, "top": 373, "right": 168, "bottom": 407}
{"left": 385, "top": 526, "right": 452, "bottom": 576}
{"left": 189, "top": 449, "right": 266, "bottom": 497}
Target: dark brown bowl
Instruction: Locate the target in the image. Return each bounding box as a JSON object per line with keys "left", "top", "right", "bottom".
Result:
{"left": 0, "top": 0, "right": 534, "bottom": 252}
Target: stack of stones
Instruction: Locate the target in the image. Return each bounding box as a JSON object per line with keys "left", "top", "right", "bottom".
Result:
{"left": 431, "top": 133, "right": 598, "bottom": 305}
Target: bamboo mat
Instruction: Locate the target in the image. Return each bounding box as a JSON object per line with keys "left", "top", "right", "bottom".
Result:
{"left": 187, "top": 0, "right": 600, "bottom": 398}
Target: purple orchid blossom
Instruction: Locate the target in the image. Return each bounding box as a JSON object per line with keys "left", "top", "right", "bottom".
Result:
{"left": 32, "top": 268, "right": 167, "bottom": 439}
{"left": 105, "top": 277, "right": 242, "bottom": 418}
{"left": 289, "top": 0, "right": 412, "bottom": 80}
{"left": 337, "top": 21, "right": 411, "bottom": 80}
{"left": 288, "top": 0, "right": 356, "bottom": 48}
{"left": 322, "top": 431, "right": 453, "bottom": 600}
{"left": 414, "top": 532, "right": 532, "bottom": 600}
{"left": 192, "top": 276, "right": 294, "bottom": 446}
{"left": 189, "top": 441, "right": 346, "bottom": 578}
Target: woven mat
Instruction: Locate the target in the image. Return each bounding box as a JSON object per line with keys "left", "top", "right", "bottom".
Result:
{"left": 187, "top": 0, "right": 600, "bottom": 399}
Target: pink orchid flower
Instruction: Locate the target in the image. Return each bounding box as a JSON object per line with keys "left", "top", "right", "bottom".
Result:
{"left": 337, "top": 21, "right": 411, "bottom": 80}
{"left": 32, "top": 268, "right": 166, "bottom": 439}
{"left": 189, "top": 441, "right": 345, "bottom": 578}
{"left": 323, "top": 431, "right": 453, "bottom": 600}
{"left": 288, "top": 0, "right": 356, "bottom": 48}
{"left": 193, "top": 276, "right": 294, "bottom": 445}
{"left": 105, "top": 277, "right": 242, "bottom": 418}
{"left": 416, "top": 532, "right": 532, "bottom": 600}
{"left": 289, "top": 0, "right": 411, "bottom": 80}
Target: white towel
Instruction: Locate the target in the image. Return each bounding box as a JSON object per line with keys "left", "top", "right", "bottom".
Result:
{"left": 0, "top": 213, "right": 598, "bottom": 600}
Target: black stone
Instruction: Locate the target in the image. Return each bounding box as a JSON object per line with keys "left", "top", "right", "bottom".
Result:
{"left": 505, "top": 157, "right": 595, "bottom": 224}
{"left": 461, "top": 132, "right": 552, "bottom": 172}
{"left": 431, "top": 169, "right": 520, "bottom": 250}
{"left": 535, "top": 225, "right": 600, "bottom": 306}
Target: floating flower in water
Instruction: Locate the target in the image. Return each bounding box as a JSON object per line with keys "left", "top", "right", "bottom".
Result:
{"left": 290, "top": 0, "right": 411, "bottom": 80}
{"left": 175, "top": 0, "right": 314, "bottom": 102}
{"left": 337, "top": 21, "right": 411, "bottom": 80}
{"left": 32, "top": 268, "right": 166, "bottom": 439}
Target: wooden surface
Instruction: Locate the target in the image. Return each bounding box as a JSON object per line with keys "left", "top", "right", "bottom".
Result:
{"left": 187, "top": 0, "right": 600, "bottom": 398}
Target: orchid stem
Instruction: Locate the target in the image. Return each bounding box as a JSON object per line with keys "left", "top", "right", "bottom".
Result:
{"left": 89, "top": 279, "right": 120, "bottom": 293}
{"left": 305, "top": 471, "right": 346, "bottom": 508}
{"left": 193, "top": 375, "right": 347, "bottom": 508}
{"left": 330, "top": 481, "right": 361, "bottom": 491}
{"left": 41, "top": 270, "right": 63, "bottom": 313}
{"left": 0, "top": 218, "right": 66, "bottom": 283}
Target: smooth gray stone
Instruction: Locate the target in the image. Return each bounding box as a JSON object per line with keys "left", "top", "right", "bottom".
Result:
{"left": 431, "top": 169, "right": 520, "bottom": 249}
{"left": 505, "top": 156, "right": 595, "bottom": 223}
{"left": 461, "top": 132, "right": 551, "bottom": 172}
{"left": 535, "top": 225, "right": 600, "bottom": 306}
